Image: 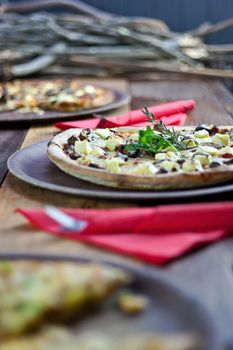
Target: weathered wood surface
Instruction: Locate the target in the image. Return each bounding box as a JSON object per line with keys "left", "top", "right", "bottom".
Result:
{"left": 0, "top": 75, "right": 233, "bottom": 346}
{"left": 0, "top": 127, "right": 27, "bottom": 186}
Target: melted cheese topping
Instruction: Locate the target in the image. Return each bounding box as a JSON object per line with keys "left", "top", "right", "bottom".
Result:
{"left": 63, "top": 126, "right": 233, "bottom": 175}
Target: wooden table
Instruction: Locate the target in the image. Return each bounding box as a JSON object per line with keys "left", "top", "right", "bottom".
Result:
{"left": 0, "top": 74, "right": 233, "bottom": 347}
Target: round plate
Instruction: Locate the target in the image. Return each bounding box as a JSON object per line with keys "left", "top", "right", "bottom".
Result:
{"left": 8, "top": 140, "right": 233, "bottom": 201}
{"left": 0, "top": 253, "right": 220, "bottom": 350}
{"left": 0, "top": 88, "right": 130, "bottom": 124}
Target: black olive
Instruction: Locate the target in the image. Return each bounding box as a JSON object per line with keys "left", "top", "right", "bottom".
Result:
{"left": 127, "top": 149, "right": 141, "bottom": 158}
{"left": 69, "top": 152, "right": 81, "bottom": 160}
{"left": 195, "top": 124, "right": 211, "bottom": 134}
{"left": 79, "top": 128, "right": 91, "bottom": 141}
{"left": 158, "top": 167, "right": 168, "bottom": 174}
{"left": 67, "top": 136, "right": 78, "bottom": 146}
{"left": 225, "top": 159, "right": 233, "bottom": 165}
{"left": 177, "top": 159, "right": 185, "bottom": 165}
{"left": 89, "top": 163, "right": 104, "bottom": 169}
{"left": 209, "top": 161, "right": 221, "bottom": 168}
{"left": 79, "top": 133, "right": 87, "bottom": 141}
{"left": 210, "top": 126, "right": 219, "bottom": 135}
{"left": 84, "top": 128, "right": 91, "bottom": 135}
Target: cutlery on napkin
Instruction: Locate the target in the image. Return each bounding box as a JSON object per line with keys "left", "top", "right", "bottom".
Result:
{"left": 17, "top": 202, "right": 233, "bottom": 265}
{"left": 54, "top": 99, "right": 195, "bottom": 130}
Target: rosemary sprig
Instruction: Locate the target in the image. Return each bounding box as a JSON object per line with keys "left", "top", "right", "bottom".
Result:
{"left": 142, "top": 106, "right": 190, "bottom": 151}
{"left": 123, "top": 106, "right": 189, "bottom": 155}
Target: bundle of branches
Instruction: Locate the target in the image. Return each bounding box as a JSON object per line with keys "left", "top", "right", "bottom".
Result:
{"left": 0, "top": 0, "right": 233, "bottom": 80}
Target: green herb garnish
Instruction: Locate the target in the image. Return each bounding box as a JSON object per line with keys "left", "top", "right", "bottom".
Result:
{"left": 123, "top": 106, "right": 189, "bottom": 155}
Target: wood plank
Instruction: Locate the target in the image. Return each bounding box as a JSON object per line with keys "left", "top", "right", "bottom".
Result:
{"left": 0, "top": 127, "right": 27, "bottom": 186}
{"left": 206, "top": 80, "right": 233, "bottom": 119}
{"left": 130, "top": 77, "right": 233, "bottom": 125}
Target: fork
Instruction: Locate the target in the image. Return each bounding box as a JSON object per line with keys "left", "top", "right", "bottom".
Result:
{"left": 44, "top": 205, "right": 88, "bottom": 232}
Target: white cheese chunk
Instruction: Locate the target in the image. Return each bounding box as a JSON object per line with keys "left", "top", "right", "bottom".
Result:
{"left": 217, "top": 146, "right": 233, "bottom": 156}
{"left": 95, "top": 129, "right": 111, "bottom": 139}
{"left": 56, "top": 94, "right": 75, "bottom": 103}
{"left": 105, "top": 158, "right": 121, "bottom": 172}
{"left": 126, "top": 163, "right": 157, "bottom": 175}
{"left": 84, "top": 85, "right": 96, "bottom": 94}
{"left": 74, "top": 140, "right": 92, "bottom": 155}
{"left": 166, "top": 151, "right": 179, "bottom": 161}
{"left": 155, "top": 152, "right": 178, "bottom": 161}
{"left": 183, "top": 138, "right": 197, "bottom": 147}
{"left": 105, "top": 137, "right": 122, "bottom": 151}
{"left": 159, "top": 160, "right": 180, "bottom": 172}
{"left": 196, "top": 145, "right": 218, "bottom": 156}
{"left": 182, "top": 159, "right": 202, "bottom": 172}
{"left": 182, "top": 160, "right": 196, "bottom": 172}
{"left": 155, "top": 153, "right": 167, "bottom": 161}
{"left": 213, "top": 133, "right": 230, "bottom": 146}
{"left": 194, "top": 129, "right": 209, "bottom": 138}
{"left": 193, "top": 153, "right": 211, "bottom": 166}
{"left": 77, "top": 156, "right": 91, "bottom": 165}
{"left": 90, "top": 146, "right": 106, "bottom": 156}
{"left": 129, "top": 133, "right": 139, "bottom": 142}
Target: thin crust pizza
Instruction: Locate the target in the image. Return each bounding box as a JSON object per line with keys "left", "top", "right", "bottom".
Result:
{"left": 0, "top": 80, "right": 114, "bottom": 114}
{"left": 48, "top": 119, "right": 233, "bottom": 190}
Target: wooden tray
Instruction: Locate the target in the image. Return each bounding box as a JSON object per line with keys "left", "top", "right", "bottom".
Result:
{"left": 8, "top": 140, "right": 233, "bottom": 201}
{"left": 0, "top": 87, "right": 130, "bottom": 124}
{"left": 0, "top": 253, "right": 219, "bottom": 350}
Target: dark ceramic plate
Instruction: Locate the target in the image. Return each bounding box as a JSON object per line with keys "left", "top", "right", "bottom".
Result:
{"left": 0, "top": 253, "right": 220, "bottom": 350}
{"left": 0, "top": 87, "right": 130, "bottom": 124}
{"left": 8, "top": 140, "right": 233, "bottom": 201}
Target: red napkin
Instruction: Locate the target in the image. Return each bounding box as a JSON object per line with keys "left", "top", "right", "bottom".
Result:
{"left": 54, "top": 100, "right": 195, "bottom": 130}
{"left": 18, "top": 202, "right": 233, "bottom": 265}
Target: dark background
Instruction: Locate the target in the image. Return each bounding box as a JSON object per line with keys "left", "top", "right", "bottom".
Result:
{"left": 10, "top": 0, "right": 233, "bottom": 43}
{"left": 84, "top": 0, "right": 233, "bottom": 44}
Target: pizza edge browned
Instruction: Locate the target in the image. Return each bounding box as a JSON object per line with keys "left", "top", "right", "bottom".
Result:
{"left": 47, "top": 127, "right": 233, "bottom": 190}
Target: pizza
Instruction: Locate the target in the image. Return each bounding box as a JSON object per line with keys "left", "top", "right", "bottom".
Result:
{"left": 48, "top": 121, "right": 233, "bottom": 190}
{"left": 0, "top": 260, "right": 129, "bottom": 338}
{"left": 0, "top": 80, "right": 115, "bottom": 114}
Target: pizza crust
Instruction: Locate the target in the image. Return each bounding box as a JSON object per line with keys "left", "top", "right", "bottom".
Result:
{"left": 47, "top": 127, "right": 233, "bottom": 190}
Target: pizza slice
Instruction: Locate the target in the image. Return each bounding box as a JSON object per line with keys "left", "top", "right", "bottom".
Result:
{"left": 0, "top": 261, "right": 129, "bottom": 338}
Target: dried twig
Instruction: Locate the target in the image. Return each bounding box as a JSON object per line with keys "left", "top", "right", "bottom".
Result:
{"left": 191, "top": 17, "right": 233, "bottom": 37}
{"left": 0, "top": 1, "right": 232, "bottom": 80}
{"left": 1, "top": 0, "right": 111, "bottom": 19}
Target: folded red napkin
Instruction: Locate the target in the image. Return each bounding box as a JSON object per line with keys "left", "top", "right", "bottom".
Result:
{"left": 54, "top": 99, "right": 195, "bottom": 130}
{"left": 18, "top": 202, "right": 233, "bottom": 265}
